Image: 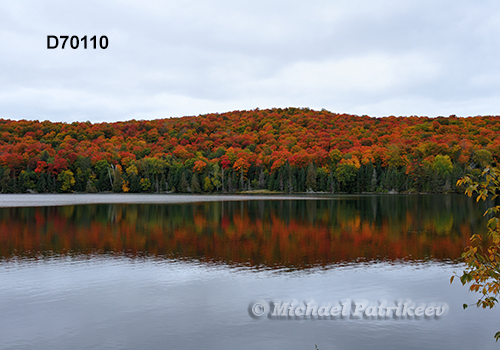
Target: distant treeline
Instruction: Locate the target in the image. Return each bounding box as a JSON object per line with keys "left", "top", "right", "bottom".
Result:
{"left": 0, "top": 107, "right": 499, "bottom": 194}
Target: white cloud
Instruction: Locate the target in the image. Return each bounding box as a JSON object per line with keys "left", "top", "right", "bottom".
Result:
{"left": 0, "top": 0, "right": 499, "bottom": 122}
{"left": 274, "top": 53, "right": 440, "bottom": 93}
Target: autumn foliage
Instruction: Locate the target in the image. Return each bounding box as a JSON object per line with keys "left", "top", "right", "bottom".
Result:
{"left": 0, "top": 198, "right": 481, "bottom": 266}
{"left": 0, "top": 108, "right": 499, "bottom": 193}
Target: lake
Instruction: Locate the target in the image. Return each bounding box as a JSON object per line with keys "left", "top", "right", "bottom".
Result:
{"left": 0, "top": 194, "right": 499, "bottom": 350}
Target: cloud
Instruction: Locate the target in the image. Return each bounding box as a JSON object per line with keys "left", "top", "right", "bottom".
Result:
{"left": 0, "top": 0, "right": 499, "bottom": 122}
{"left": 273, "top": 53, "right": 440, "bottom": 93}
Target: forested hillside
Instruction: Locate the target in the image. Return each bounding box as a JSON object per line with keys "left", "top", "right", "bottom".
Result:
{"left": 0, "top": 107, "right": 498, "bottom": 194}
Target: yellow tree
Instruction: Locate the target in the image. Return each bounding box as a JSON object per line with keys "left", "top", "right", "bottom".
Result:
{"left": 58, "top": 170, "right": 75, "bottom": 192}
{"left": 452, "top": 166, "right": 500, "bottom": 341}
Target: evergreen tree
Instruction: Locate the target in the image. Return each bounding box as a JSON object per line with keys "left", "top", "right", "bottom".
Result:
{"left": 230, "top": 171, "right": 237, "bottom": 192}
{"left": 47, "top": 174, "right": 56, "bottom": 192}
{"left": 357, "top": 162, "right": 372, "bottom": 192}
{"left": 74, "top": 156, "right": 92, "bottom": 192}
{"left": 283, "top": 161, "right": 294, "bottom": 193}
{"left": 328, "top": 171, "right": 335, "bottom": 192}
{"left": 227, "top": 172, "right": 234, "bottom": 192}
{"left": 240, "top": 167, "right": 245, "bottom": 191}
{"left": 95, "top": 160, "right": 112, "bottom": 192}
{"left": 191, "top": 172, "right": 201, "bottom": 193}
{"left": 129, "top": 174, "right": 141, "bottom": 192}
{"left": 179, "top": 171, "right": 189, "bottom": 193}
{"left": 317, "top": 167, "right": 327, "bottom": 192}
{"left": 371, "top": 167, "right": 378, "bottom": 192}
{"left": 19, "top": 170, "right": 37, "bottom": 193}
{"left": 112, "top": 165, "right": 124, "bottom": 193}
{"left": 160, "top": 173, "right": 167, "bottom": 192}
{"left": 36, "top": 173, "right": 47, "bottom": 193}
{"left": 298, "top": 168, "right": 306, "bottom": 192}
{"left": 12, "top": 172, "right": 18, "bottom": 193}
{"left": 258, "top": 168, "right": 266, "bottom": 189}
{"left": 0, "top": 168, "right": 14, "bottom": 193}
{"left": 267, "top": 172, "right": 275, "bottom": 191}
{"left": 306, "top": 163, "right": 317, "bottom": 192}
{"left": 291, "top": 168, "right": 298, "bottom": 193}
{"left": 221, "top": 167, "right": 225, "bottom": 192}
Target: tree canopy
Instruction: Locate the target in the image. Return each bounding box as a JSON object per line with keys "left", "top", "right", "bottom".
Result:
{"left": 0, "top": 108, "right": 499, "bottom": 194}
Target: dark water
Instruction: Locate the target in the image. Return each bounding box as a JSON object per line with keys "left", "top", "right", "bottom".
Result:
{"left": 0, "top": 194, "right": 498, "bottom": 349}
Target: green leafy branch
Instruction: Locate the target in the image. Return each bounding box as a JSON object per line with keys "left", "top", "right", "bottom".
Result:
{"left": 452, "top": 166, "right": 500, "bottom": 341}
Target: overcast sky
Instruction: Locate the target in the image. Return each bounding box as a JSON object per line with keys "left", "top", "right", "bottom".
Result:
{"left": 1, "top": 0, "right": 500, "bottom": 122}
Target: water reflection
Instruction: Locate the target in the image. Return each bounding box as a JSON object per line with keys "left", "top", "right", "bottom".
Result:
{"left": 0, "top": 195, "right": 490, "bottom": 267}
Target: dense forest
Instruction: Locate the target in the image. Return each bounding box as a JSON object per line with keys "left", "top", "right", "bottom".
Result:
{"left": 0, "top": 107, "right": 499, "bottom": 194}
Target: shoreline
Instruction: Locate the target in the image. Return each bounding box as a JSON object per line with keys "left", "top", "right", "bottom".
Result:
{"left": 0, "top": 192, "right": 461, "bottom": 208}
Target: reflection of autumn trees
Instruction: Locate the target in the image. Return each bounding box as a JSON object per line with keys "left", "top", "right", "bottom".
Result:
{"left": 0, "top": 197, "right": 490, "bottom": 268}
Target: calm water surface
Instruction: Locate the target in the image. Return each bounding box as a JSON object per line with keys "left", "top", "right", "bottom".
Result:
{"left": 0, "top": 194, "right": 498, "bottom": 350}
